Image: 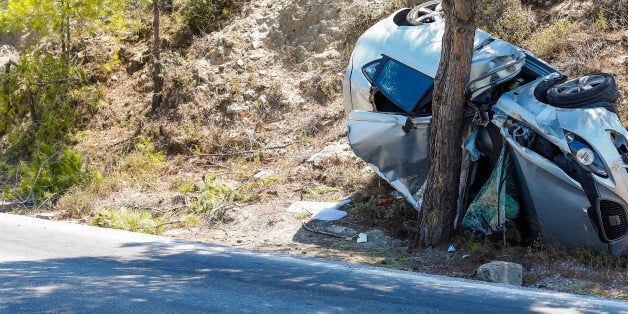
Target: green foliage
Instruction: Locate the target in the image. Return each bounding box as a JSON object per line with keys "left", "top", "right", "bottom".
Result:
{"left": 3, "top": 143, "right": 86, "bottom": 201}
{"left": 305, "top": 185, "right": 339, "bottom": 199}
{"left": 92, "top": 207, "right": 163, "bottom": 234}
{"left": 177, "top": 0, "right": 232, "bottom": 33}
{"left": 0, "top": 0, "right": 131, "bottom": 44}
{"left": 0, "top": 53, "right": 85, "bottom": 154}
{"left": 180, "top": 175, "right": 257, "bottom": 220}
{"left": 463, "top": 239, "right": 483, "bottom": 254}
{"left": 480, "top": 1, "right": 535, "bottom": 45}
{"left": 190, "top": 175, "right": 235, "bottom": 214}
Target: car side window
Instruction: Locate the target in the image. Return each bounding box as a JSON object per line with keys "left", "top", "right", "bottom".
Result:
{"left": 362, "top": 56, "right": 433, "bottom": 114}
{"left": 361, "top": 59, "right": 380, "bottom": 82}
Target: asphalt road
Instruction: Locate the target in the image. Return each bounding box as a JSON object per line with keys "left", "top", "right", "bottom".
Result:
{"left": 0, "top": 213, "right": 626, "bottom": 313}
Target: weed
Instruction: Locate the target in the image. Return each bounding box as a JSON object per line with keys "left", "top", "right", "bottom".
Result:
{"left": 522, "top": 19, "right": 578, "bottom": 58}
{"left": 92, "top": 207, "right": 163, "bottom": 234}
{"left": 480, "top": 0, "right": 535, "bottom": 45}
{"left": 2, "top": 143, "right": 86, "bottom": 202}
{"left": 305, "top": 185, "right": 339, "bottom": 199}
{"left": 570, "top": 247, "right": 626, "bottom": 269}
{"left": 178, "top": 181, "right": 197, "bottom": 194}
{"left": 55, "top": 186, "right": 97, "bottom": 218}
{"left": 294, "top": 211, "right": 312, "bottom": 220}
{"left": 177, "top": 0, "right": 233, "bottom": 33}
{"left": 463, "top": 239, "right": 483, "bottom": 254}
{"left": 593, "top": 10, "right": 608, "bottom": 32}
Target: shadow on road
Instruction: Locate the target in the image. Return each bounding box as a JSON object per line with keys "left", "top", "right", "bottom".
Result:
{"left": 0, "top": 240, "right": 621, "bottom": 312}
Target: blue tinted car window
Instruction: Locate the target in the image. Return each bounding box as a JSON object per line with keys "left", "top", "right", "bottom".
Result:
{"left": 373, "top": 57, "right": 433, "bottom": 113}
{"left": 362, "top": 59, "right": 380, "bottom": 82}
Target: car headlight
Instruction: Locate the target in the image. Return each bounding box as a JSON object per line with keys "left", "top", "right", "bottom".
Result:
{"left": 565, "top": 131, "right": 608, "bottom": 177}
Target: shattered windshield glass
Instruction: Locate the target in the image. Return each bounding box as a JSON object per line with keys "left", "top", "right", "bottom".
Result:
{"left": 372, "top": 57, "right": 433, "bottom": 113}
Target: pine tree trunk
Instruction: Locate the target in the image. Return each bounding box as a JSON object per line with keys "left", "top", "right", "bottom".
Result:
{"left": 151, "top": 0, "right": 163, "bottom": 111}
{"left": 419, "top": 0, "right": 476, "bottom": 247}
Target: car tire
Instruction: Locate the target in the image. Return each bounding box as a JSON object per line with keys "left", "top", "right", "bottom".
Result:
{"left": 546, "top": 73, "right": 619, "bottom": 109}
{"left": 406, "top": 0, "right": 443, "bottom": 25}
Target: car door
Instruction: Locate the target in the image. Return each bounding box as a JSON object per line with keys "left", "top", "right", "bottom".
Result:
{"left": 346, "top": 56, "right": 433, "bottom": 208}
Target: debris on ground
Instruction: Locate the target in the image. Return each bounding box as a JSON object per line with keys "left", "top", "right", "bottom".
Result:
{"left": 35, "top": 213, "right": 56, "bottom": 220}
{"left": 286, "top": 199, "right": 350, "bottom": 221}
{"left": 325, "top": 225, "right": 357, "bottom": 237}
{"left": 357, "top": 233, "right": 367, "bottom": 243}
{"left": 476, "top": 261, "right": 523, "bottom": 286}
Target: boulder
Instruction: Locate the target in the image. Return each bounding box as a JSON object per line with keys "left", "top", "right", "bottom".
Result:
{"left": 476, "top": 261, "right": 523, "bottom": 286}
{"left": 126, "top": 51, "right": 151, "bottom": 74}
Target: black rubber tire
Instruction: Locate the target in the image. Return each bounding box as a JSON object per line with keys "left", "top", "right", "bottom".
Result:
{"left": 406, "top": 0, "right": 442, "bottom": 26}
{"left": 533, "top": 75, "right": 566, "bottom": 104}
{"left": 546, "top": 73, "right": 619, "bottom": 108}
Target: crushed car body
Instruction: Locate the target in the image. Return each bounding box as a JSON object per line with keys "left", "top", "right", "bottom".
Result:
{"left": 343, "top": 3, "right": 628, "bottom": 256}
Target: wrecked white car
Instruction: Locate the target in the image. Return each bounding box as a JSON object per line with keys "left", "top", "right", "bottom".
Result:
{"left": 343, "top": 2, "right": 628, "bottom": 256}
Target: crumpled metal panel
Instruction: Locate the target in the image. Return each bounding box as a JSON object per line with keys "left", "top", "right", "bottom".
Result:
{"left": 467, "top": 39, "right": 525, "bottom": 98}
{"left": 347, "top": 110, "right": 430, "bottom": 208}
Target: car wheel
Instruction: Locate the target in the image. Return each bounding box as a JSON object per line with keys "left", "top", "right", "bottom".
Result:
{"left": 546, "top": 73, "right": 619, "bottom": 109}
{"left": 406, "top": 0, "right": 444, "bottom": 25}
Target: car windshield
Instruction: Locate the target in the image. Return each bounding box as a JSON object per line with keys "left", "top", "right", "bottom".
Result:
{"left": 368, "top": 56, "right": 433, "bottom": 113}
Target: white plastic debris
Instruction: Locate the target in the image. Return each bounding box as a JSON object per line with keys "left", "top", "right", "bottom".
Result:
{"left": 448, "top": 244, "right": 456, "bottom": 252}
{"left": 286, "top": 198, "right": 351, "bottom": 221}
{"left": 357, "top": 233, "right": 368, "bottom": 243}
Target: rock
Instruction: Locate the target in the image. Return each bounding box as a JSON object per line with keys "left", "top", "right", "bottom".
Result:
{"left": 126, "top": 51, "right": 149, "bottom": 74}
{"left": 243, "top": 89, "right": 256, "bottom": 100}
{"left": 226, "top": 103, "right": 248, "bottom": 115}
{"left": 36, "top": 213, "right": 55, "bottom": 220}
{"left": 326, "top": 225, "right": 357, "bottom": 237}
{"left": 0, "top": 45, "right": 19, "bottom": 74}
{"left": 195, "top": 59, "right": 212, "bottom": 84}
{"left": 476, "top": 261, "right": 523, "bottom": 286}
{"left": 307, "top": 142, "right": 357, "bottom": 168}
{"left": 236, "top": 59, "right": 244, "bottom": 67}
{"left": 253, "top": 170, "right": 273, "bottom": 180}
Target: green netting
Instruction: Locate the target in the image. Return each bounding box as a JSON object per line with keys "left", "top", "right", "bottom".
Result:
{"left": 462, "top": 146, "right": 520, "bottom": 235}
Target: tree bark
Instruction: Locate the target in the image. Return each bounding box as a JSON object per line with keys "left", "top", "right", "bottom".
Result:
{"left": 419, "top": 0, "right": 476, "bottom": 247}
{"left": 151, "top": 0, "right": 163, "bottom": 111}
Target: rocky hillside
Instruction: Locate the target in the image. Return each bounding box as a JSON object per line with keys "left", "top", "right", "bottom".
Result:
{"left": 1, "top": 0, "right": 626, "bottom": 298}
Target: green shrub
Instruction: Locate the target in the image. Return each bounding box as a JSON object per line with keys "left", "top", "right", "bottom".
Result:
{"left": 190, "top": 175, "right": 234, "bottom": 214}
{"left": 0, "top": 53, "right": 98, "bottom": 155}
{"left": 480, "top": 0, "right": 535, "bottom": 45}
{"left": 92, "top": 207, "right": 163, "bottom": 234}
{"left": 178, "top": 0, "right": 232, "bottom": 33}
{"left": 3, "top": 143, "right": 86, "bottom": 202}
{"left": 522, "top": 19, "right": 578, "bottom": 58}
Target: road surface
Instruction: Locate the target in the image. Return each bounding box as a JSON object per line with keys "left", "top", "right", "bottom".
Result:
{"left": 0, "top": 213, "right": 626, "bottom": 313}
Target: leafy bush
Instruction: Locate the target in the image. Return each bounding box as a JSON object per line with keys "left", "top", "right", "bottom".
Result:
{"left": 178, "top": 0, "right": 232, "bottom": 33}
{"left": 0, "top": 53, "right": 94, "bottom": 154}
{"left": 479, "top": 0, "right": 535, "bottom": 45}
{"left": 93, "top": 207, "right": 163, "bottom": 234}
{"left": 3, "top": 143, "right": 86, "bottom": 202}
{"left": 522, "top": 19, "right": 578, "bottom": 58}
